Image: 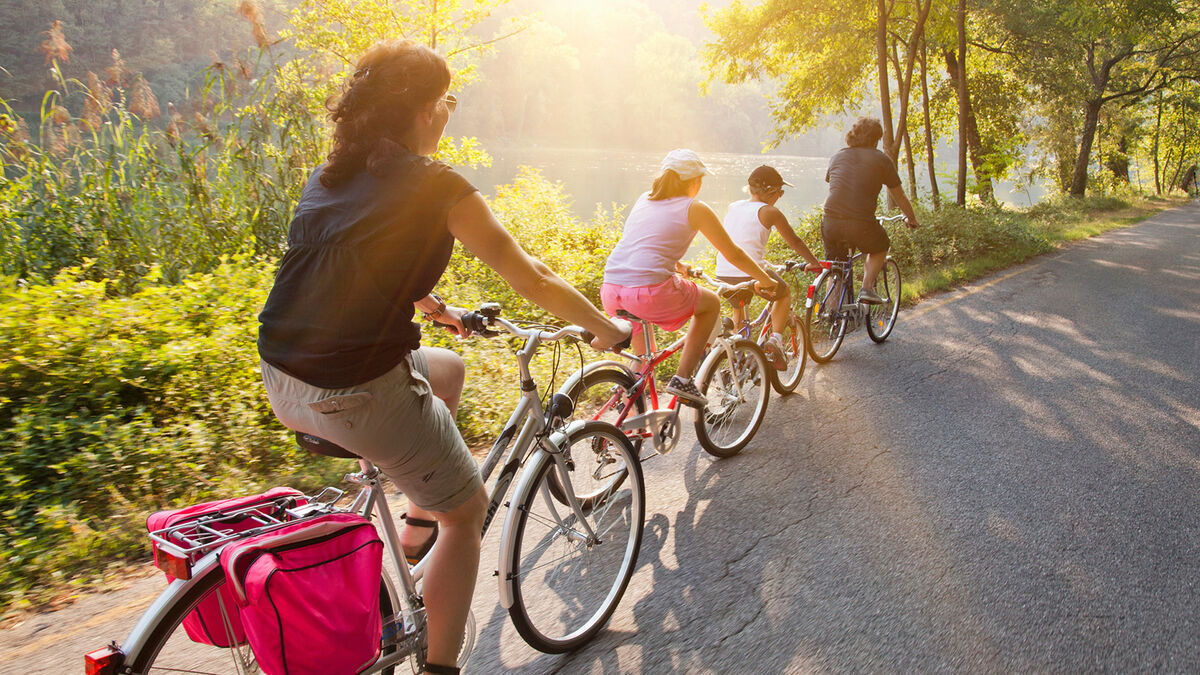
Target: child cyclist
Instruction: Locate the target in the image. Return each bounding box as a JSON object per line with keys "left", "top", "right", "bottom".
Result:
{"left": 714, "top": 165, "right": 822, "bottom": 370}
{"left": 602, "top": 149, "right": 779, "bottom": 407}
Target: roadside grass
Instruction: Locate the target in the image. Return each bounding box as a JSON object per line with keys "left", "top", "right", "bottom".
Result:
{"left": 901, "top": 195, "right": 1183, "bottom": 303}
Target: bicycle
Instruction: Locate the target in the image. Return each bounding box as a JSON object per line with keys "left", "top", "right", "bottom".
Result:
{"left": 558, "top": 273, "right": 772, "bottom": 461}
{"left": 85, "top": 303, "right": 644, "bottom": 674}
{"left": 806, "top": 214, "right": 905, "bottom": 363}
{"left": 719, "top": 259, "right": 811, "bottom": 395}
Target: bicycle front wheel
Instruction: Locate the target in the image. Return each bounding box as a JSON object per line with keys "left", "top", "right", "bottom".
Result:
{"left": 771, "top": 314, "right": 808, "bottom": 395}
{"left": 694, "top": 338, "right": 771, "bottom": 458}
{"left": 507, "top": 421, "right": 645, "bottom": 653}
{"left": 123, "top": 564, "right": 400, "bottom": 674}
{"left": 866, "top": 258, "right": 901, "bottom": 343}
{"left": 806, "top": 273, "right": 847, "bottom": 363}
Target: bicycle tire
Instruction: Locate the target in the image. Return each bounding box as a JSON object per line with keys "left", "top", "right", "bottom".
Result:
{"left": 866, "top": 258, "right": 901, "bottom": 343}
{"left": 507, "top": 421, "right": 645, "bottom": 653}
{"left": 693, "top": 338, "right": 771, "bottom": 458}
{"left": 124, "top": 564, "right": 399, "bottom": 674}
{"left": 771, "top": 314, "right": 808, "bottom": 394}
{"left": 549, "top": 367, "right": 645, "bottom": 507}
{"left": 806, "top": 272, "right": 847, "bottom": 363}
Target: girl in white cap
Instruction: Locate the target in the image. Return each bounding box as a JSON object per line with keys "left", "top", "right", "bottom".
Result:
{"left": 601, "top": 149, "right": 778, "bottom": 406}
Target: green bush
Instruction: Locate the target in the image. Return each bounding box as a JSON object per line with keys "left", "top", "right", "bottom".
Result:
{"left": 0, "top": 169, "right": 619, "bottom": 611}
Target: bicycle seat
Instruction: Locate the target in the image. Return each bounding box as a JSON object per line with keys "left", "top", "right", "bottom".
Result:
{"left": 616, "top": 309, "right": 647, "bottom": 323}
{"left": 294, "top": 431, "right": 360, "bottom": 459}
{"left": 718, "top": 286, "right": 756, "bottom": 307}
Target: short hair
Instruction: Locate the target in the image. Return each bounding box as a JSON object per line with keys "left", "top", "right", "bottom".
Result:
{"left": 845, "top": 116, "right": 884, "bottom": 148}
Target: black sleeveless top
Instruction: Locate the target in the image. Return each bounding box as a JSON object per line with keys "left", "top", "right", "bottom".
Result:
{"left": 258, "top": 153, "right": 476, "bottom": 388}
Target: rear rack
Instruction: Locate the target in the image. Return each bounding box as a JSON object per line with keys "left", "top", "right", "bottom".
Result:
{"left": 149, "top": 487, "right": 348, "bottom": 562}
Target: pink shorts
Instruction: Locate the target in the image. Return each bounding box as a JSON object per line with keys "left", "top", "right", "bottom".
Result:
{"left": 601, "top": 276, "right": 701, "bottom": 334}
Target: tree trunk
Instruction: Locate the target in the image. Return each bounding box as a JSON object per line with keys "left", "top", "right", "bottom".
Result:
{"left": 921, "top": 36, "right": 940, "bottom": 208}
{"left": 955, "top": 0, "right": 968, "bottom": 206}
{"left": 903, "top": 117, "right": 918, "bottom": 195}
{"left": 1069, "top": 99, "right": 1102, "bottom": 197}
{"left": 1153, "top": 91, "right": 1163, "bottom": 195}
{"left": 877, "top": 0, "right": 896, "bottom": 159}
{"left": 944, "top": 50, "right": 995, "bottom": 204}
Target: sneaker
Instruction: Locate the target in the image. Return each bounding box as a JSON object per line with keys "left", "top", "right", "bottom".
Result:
{"left": 763, "top": 338, "right": 787, "bottom": 371}
{"left": 664, "top": 375, "right": 707, "bottom": 408}
{"left": 857, "top": 287, "right": 885, "bottom": 305}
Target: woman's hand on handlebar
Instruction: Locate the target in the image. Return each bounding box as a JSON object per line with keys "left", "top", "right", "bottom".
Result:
{"left": 804, "top": 261, "right": 823, "bottom": 273}
{"left": 435, "top": 305, "right": 473, "bottom": 337}
{"left": 588, "top": 318, "right": 633, "bottom": 352}
{"left": 905, "top": 216, "right": 919, "bottom": 230}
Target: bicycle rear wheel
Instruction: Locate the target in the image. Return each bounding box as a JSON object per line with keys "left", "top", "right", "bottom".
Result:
{"left": 550, "top": 367, "right": 645, "bottom": 507}
{"left": 806, "top": 273, "right": 847, "bottom": 363}
{"left": 771, "top": 314, "right": 808, "bottom": 394}
{"left": 123, "top": 565, "right": 401, "bottom": 674}
{"left": 507, "top": 421, "right": 644, "bottom": 653}
{"left": 694, "top": 338, "right": 771, "bottom": 458}
{"left": 866, "top": 258, "right": 901, "bottom": 343}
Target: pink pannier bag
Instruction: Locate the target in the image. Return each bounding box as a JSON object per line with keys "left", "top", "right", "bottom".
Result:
{"left": 220, "top": 512, "right": 384, "bottom": 675}
{"left": 146, "top": 487, "right": 307, "bottom": 647}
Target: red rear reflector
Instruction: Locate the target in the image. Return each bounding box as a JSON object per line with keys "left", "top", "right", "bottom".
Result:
{"left": 806, "top": 285, "right": 815, "bottom": 299}
{"left": 820, "top": 261, "right": 832, "bottom": 269}
{"left": 155, "top": 549, "right": 192, "bottom": 580}
{"left": 84, "top": 645, "right": 124, "bottom": 675}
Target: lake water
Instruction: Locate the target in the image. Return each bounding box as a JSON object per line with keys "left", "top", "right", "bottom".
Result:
{"left": 458, "top": 147, "right": 833, "bottom": 222}
{"left": 457, "top": 146, "right": 1046, "bottom": 224}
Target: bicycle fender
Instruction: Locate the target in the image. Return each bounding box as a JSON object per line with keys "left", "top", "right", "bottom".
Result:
{"left": 805, "top": 269, "right": 832, "bottom": 309}
{"left": 556, "top": 359, "right": 634, "bottom": 399}
{"left": 118, "top": 553, "right": 223, "bottom": 663}
{"left": 496, "top": 421, "right": 585, "bottom": 609}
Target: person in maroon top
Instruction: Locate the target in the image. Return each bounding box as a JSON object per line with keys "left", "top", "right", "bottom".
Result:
{"left": 258, "top": 41, "right": 629, "bottom": 674}
{"left": 822, "top": 116, "right": 919, "bottom": 304}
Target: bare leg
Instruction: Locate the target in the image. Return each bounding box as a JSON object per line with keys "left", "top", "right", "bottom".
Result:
{"left": 768, "top": 284, "right": 792, "bottom": 334}
{"left": 676, "top": 288, "right": 719, "bottom": 378}
{"left": 422, "top": 486, "right": 488, "bottom": 668}
{"left": 863, "top": 251, "right": 887, "bottom": 292}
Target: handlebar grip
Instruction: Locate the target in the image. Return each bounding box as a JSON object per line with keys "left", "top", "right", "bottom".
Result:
{"left": 461, "top": 311, "right": 492, "bottom": 335}
{"left": 579, "top": 329, "right": 633, "bottom": 351}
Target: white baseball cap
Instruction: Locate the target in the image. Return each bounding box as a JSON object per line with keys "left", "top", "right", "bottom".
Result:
{"left": 660, "top": 148, "right": 710, "bottom": 181}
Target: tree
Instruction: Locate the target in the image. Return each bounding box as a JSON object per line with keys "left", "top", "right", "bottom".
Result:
{"left": 979, "top": 0, "right": 1200, "bottom": 197}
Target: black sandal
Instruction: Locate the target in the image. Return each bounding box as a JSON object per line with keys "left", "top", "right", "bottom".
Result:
{"left": 401, "top": 513, "right": 439, "bottom": 565}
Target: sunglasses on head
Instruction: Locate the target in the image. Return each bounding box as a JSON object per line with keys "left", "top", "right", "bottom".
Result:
{"left": 442, "top": 94, "right": 457, "bottom": 113}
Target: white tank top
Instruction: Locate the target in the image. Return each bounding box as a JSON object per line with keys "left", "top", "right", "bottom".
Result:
{"left": 714, "top": 199, "right": 770, "bottom": 278}
{"left": 603, "top": 193, "right": 697, "bottom": 287}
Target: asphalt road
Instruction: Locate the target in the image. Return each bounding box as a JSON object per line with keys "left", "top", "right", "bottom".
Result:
{"left": 4, "top": 202, "right": 1198, "bottom": 673}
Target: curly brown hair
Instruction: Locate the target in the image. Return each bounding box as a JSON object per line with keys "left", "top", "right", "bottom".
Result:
{"left": 320, "top": 41, "right": 451, "bottom": 189}
{"left": 845, "top": 116, "right": 884, "bottom": 149}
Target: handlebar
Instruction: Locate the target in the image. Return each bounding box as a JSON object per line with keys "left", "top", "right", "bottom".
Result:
{"left": 693, "top": 268, "right": 780, "bottom": 302}
{"left": 878, "top": 214, "right": 908, "bottom": 224}
{"left": 458, "top": 305, "right": 632, "bottom": 352}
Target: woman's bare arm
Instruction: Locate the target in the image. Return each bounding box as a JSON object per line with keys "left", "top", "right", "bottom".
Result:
{"left": 447, "top": 192, "right": 627, "bottom": 346}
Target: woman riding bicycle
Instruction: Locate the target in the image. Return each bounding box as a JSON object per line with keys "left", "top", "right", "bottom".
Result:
{"left": 714, "top": 165, "right": 822, "bottom": 369}
{"left": 822, "top": 116, "right": 919, "bottom": 304}
{"left": 256, "top": 41, "right": 629, "bottom": 675}
{"left": 601, "top": 149, "right": 778, "bottom": 407}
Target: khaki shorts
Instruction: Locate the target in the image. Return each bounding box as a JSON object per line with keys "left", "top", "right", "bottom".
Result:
{"left": 261, "top": 350, "right": 482, "bottom": 513}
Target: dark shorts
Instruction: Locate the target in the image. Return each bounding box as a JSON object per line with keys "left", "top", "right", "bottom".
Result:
{"left": 821, "top": 216, "right": 890, "bottom": 260}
